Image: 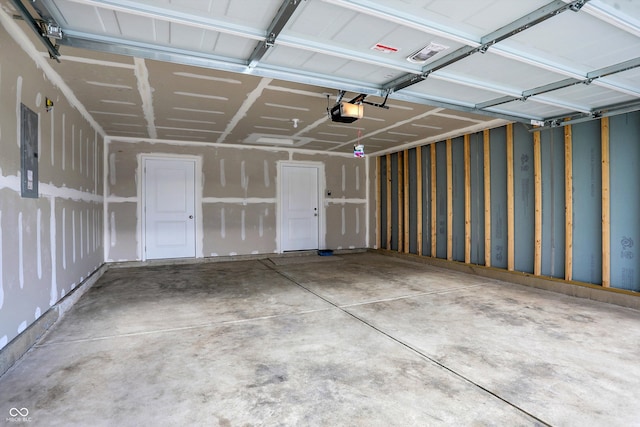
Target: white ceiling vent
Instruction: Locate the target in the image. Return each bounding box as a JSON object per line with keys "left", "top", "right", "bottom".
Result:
{"left": 407, "top": 42, "right": 449, "bottom": 64}
{"left": 256, "top": 136, "right": 295, "bottom": 145}
{"left": 245, "top": 133, "right": 314, "bottom": 147}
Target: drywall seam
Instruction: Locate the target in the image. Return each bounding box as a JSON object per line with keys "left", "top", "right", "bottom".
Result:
{"left": 62, "top": 208, "right": 66, "bottom": 270}
{"left": 37, "top": 208, "right": 42, "bottom": 279}
{"left": 106, "top": 136, "right": 356, "bottom": 158}
{"left": 50, "top": 108, "right": 55, "bottom": 166}
{"left": 49, "top": 53, "right": 136, "bottom": 69}
{"left": 133, "top": 58, "right": 157, "bottom": 139}
{"left": 106, "top": 196, "right": 138, "bottom": 203}
{"left": 62, "top": 113, "right": 66, "bottom": 170}
{"left": 326, "top": 198, "right": 366, "bottom": 204}
{"left": 0, "top": 6, "right": 105, "bottom": 136}
{"left": 0, "top": 173, "right": 102, "bottom": 203}
{"left": 201, "top": 197, "right": 276, "bottom": 204}
{"left": 15, "top": 76, "right": 21, "bottom": 147}
{"left": 216, "top": 78, "right": 273, "bottom": 144}
{"left": 219, "top": 159, "right": 226, "bottom": 187}
{"left": 49, "top": 198, "right": 57, "bottom": 306}
{"left": 18, "top": 212, "right": 23, "bottom": 288}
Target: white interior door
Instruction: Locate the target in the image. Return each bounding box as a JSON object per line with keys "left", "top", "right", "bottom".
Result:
{"left": 281, "top": 165, "right": 319, "bottom": 251}
{"left": 144, "top": 158, "right": 196, "bottom": 259}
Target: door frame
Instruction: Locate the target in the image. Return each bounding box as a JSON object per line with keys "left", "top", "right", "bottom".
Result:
{"left": 277, "top": 161, "right": 325, "bottom": 254}
{"left": 138, "top": 153, "right": 203, "bottom": 261}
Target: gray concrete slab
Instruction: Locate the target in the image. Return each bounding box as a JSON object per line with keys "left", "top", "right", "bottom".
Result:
{"left": 345, "top": 282, "right": 640, "bottom": 427}
{"left": 270, "top": 253, "right": 491, "bottom": 307}
{"left": 40, "top": 260, "right": 331, "bottom": 344}
{"left": 1, "top": 253, "right": 638, "bottom": 426}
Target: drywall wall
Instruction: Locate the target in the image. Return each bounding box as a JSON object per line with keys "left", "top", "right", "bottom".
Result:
{"left": 105, "top": 140, "right": 367, "bottom": 261}
{"left": 0, "top": 19, "right": 104, "bottom": 353}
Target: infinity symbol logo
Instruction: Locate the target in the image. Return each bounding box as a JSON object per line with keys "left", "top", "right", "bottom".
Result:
{"left": 9, "top": 408, "right": 29, "bottom": 417}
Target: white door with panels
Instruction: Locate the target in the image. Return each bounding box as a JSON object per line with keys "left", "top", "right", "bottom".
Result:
{"left": 281, "top": 164, "right": 320, "bottom": 251}
{"left": 144, "top": 157, "right": 196, "bottom": 259}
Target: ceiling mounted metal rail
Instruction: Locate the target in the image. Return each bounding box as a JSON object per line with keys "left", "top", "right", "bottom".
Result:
{"left": 477, "top": 56, "right": 640, "bottom": 110}
{"left": 247, "top": 0, "right": 304, "bottom": 68}
{"left": 384, "top": 0, "right": 590, "bottom": 94}
{"left": 9, "top": 0, "right": 60, "bottom": 61}
{"left": 531, "top": 99, "right": 640, "bottom": 130}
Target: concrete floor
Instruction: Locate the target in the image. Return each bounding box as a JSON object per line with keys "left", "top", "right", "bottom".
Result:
{"left": 1, "top": 252, "right": 639, "bottom": 426}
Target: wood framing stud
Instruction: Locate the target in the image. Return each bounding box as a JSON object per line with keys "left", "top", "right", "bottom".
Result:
{"left": 416, "top": 146, "right": 423, "bottom": 256}
{"left": 431, "top": 143, "right": 437, "bottom": 257}
{"left": 601, "top": 117, "right": 611, "bottom": 287}
{"left": 446, "top": 139, "right": 453, "bottom": 261}
{"left": 564, "top": 124, "right": 573, "bottom": 281}
{"left": 403, "top": 149, "right": 410, "bottom": 253}
{"left": 534, "top": 130, "right": 542, "bottom": 276}
{"left": 464, "top": 134, "right": 471, "bottom": 264}
{"left": 386, "top": 154, "right": 392, "bottom": 250}
{"left": 483, "top": 129, "right": 491, "bottom": 267}
{"left": 376, "top": 156, "right": 381, "bottom": 250}
{"left": 398, "top": 151, "right": 404, "bottom": 253}
{"left": 506, "top": 123, "right": 515, "bottom": 271}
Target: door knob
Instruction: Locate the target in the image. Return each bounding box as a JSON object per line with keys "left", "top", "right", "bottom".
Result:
{"left": 188, "top": 215, "right": 194, "bottom": 219}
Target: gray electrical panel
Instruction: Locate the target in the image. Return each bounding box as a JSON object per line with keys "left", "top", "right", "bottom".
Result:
{"left": 21, "top": 103, "right": 39, "bottom": 198}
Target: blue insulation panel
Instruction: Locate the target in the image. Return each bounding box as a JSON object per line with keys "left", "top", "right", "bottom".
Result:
{"left": 452, "top": 137, "right": 465, "bottom": 262}
{"left": 379, "top": 155, "right": 388, "bottom": 249}
{"left": 490, "top": 127, "right": 508, "bottom": 269}
{"left": 390, "top": 152, "right": 399, "bottom": 251}
{"left": 469, "top": 132, "right": 485, "bottom": 265}
{"left": 421, "top": 146, "right": 432, "bottom": 256}
{"left": 540, "top": 127, "right": 565, "bottom": 278}
{"left": 609, "top": 112, "right": 640, "bottom": 291}
{"left": 436, "top": 141, "right": 448, "bottom": 259}
{"left": 513, "top": 124, "right": 535, "bottom": 273}
{"left": 408, "top": 148, "right": 418, "bottom": 254}
{"left": 572, "top": 120, "right": 602, "bottom": 284}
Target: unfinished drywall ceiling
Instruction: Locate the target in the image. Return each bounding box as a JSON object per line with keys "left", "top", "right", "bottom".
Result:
{"left": 4, "top": 0, "right": 640, "bottom": 155}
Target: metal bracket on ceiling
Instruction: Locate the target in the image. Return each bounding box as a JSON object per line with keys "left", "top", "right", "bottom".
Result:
{"left": 10, "top": 0, "right": 61, "bottom": 61}
{"left": 569, "top": 0, "right": 587, "bottom": 12}
{"left": 330, "top": 90, "right": 390, "bottom": 111}
{"left": 247, "top": 0, "right": 305, "bottom": 68}
{"left": 362, "top": 90, "right": 390, "bottom": 110}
